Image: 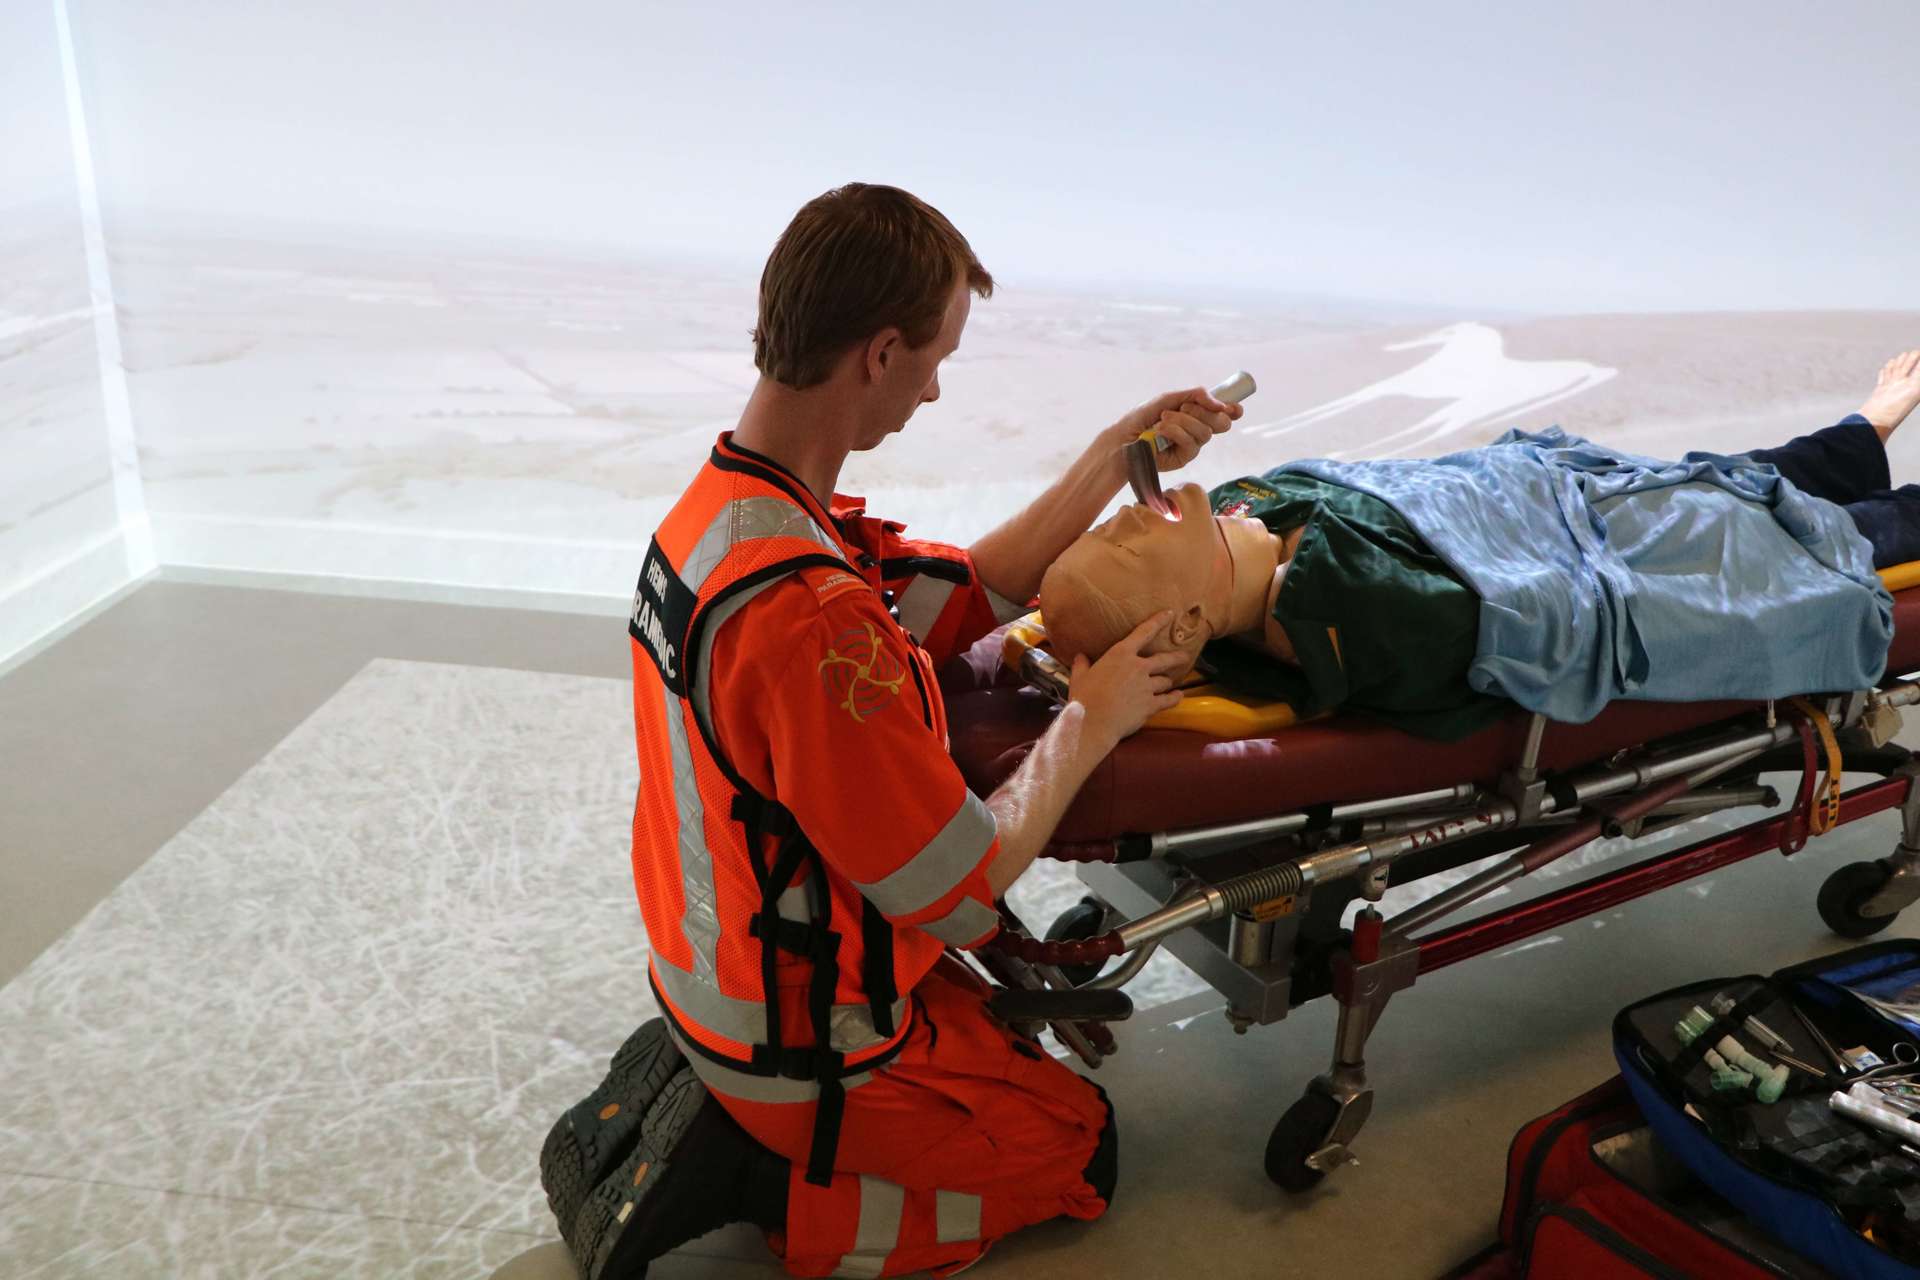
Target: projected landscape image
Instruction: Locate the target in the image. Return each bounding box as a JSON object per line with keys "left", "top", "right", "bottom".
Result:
{"left": 69, "top": 221, "right": 1920, "bottom": 600}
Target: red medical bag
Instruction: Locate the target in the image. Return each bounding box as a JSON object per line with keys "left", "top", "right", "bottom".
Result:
{"left": 1445, "top": 1076, "right": 1831, "bottom": 1278}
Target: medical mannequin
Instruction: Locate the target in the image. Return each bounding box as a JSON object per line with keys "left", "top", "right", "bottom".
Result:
{"left": 1039, "top": 482, "right": 1306, "bottom": 678}
{"left": 1038, "top": 348, "right": 1920, "bottom": 738}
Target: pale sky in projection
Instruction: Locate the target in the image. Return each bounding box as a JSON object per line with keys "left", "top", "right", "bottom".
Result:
{"left": 0, "top": 0, "right": 77, "bottom": 210}
{"left": 67, "top": 0, "right": 1920, "bottom": 313}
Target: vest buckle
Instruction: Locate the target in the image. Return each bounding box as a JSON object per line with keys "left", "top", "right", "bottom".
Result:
{"left": 750, "top": 1043, "right": 847, "bottom": 1081}
{"left": 748, "top": 914, "right": 840, "bottom": 961}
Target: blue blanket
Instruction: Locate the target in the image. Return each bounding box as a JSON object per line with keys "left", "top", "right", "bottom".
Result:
{"left": 1279, "top": 429, "right": 1893, "bottom": 722}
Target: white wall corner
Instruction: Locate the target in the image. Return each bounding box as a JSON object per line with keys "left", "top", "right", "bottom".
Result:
{"left": 0, "top": 528, "right": 151, "bottom": 677}
{"left": 53, "top": 0, "right": 152, "bottom": 578}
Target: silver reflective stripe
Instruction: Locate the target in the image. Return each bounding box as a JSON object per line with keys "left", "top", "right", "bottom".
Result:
{"left": 920, "top": 896, "right": 1000, "bottom": 947}
{"left": 934, "top": 1190, "right": 982, "bottom": 1244}
{"left": 731, "top": 493, "right": 841, "bottom": 556}
{"left": 653, "top": 957, "right": 763, "bottom": 1047}
{"left": 670, "top": 494, "right": 843, "bottom": 971}
{"left": 683, "top": 495, "right": 840, "bottom": 595}
{"left": 678, "top": 575, "right": 808, "bottom": 976}
{"left": 834, "top": 1177, "right": 906, "bottom": 1278}
{"left": 776, "top": 881, "right": 812, "bottom": 923}
{"left": 894, "top": 573, "right": 958, "bottom": 642}
{"left": 664, "top": 1023, "right": 878, "bottom": 1103}
{"left": 689, "top": 574, "right": 786, "bottom": 735}
{"left": 828, "top": 1003, "right": 903, "bottom": 1053}
{"left": 662, "top": 680, "right": 721, "bottom": 985}
{"left": 652, "top": 958, "right": 908, "bottom": 1054}
{"left": 682, "top": 505, "right": 741, "bottom": 594}
{"left": 855, "top": 791, "right": 998, "bottom": 918}
{"left": 985, "top": 584, "right": 1030, "bottom": 625}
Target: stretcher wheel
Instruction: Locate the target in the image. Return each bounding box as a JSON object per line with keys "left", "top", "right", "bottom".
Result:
{"left": 1817, "top": 859, "right": 1901, "bottom": 939}
{"left": 1264, "top": 1091, "right": 1340, "bottom": 1193}
{"left": 1045, "top": 897, "right": 1112, "bottom": 987}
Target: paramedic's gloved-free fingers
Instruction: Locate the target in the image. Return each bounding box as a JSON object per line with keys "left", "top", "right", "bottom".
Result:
{"left": 1068, "top": 611, "right": 1186, "bottom": 747}
{"left": 1102, "top": 386, "right": 1240, "bottom": 478}
{"left": 1150, "top": 397, "right": 1238, "bottom": 472}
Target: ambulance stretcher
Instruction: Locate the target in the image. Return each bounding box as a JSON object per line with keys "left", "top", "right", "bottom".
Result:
{"left": 939, "top": 564, "right": 1920, "bottom": 1193}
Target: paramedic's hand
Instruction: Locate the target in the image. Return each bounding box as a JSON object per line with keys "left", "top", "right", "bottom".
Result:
{"left": 1100, "top": 386, "right": 1242, "bottom": 479}
{"left": 1068, "top": 611, "right": 1188, "bottom": 747}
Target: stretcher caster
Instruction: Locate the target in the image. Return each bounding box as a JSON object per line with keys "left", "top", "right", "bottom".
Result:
{"left": 1265, "top": 1083, "right": 1369, "bottom": 1193}
{"left": 1046, "top": 896, "right": 1115, "bottom": 987}
{"left": 1818, "top": 860, "right": 1903, "bottom": 939}
{"left": 1265, "top": 1091, "right": 1339, "bottom": 1192}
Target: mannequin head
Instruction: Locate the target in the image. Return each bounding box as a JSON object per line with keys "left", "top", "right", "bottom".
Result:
{"left": 1039, "top": 482, "right": 1284, "bottom": 679}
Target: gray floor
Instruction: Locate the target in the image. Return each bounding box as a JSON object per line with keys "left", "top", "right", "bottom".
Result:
{"left": 0, "top": 579, "right": 625, "bottom": 987}
{"left": 5, "top": 578, "right": 1918, "bottom": 1278}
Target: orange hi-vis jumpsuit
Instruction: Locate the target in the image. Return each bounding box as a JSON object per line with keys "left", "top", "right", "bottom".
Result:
{"left": 630, "top": 433, "right": 1113, "bottom": 1277}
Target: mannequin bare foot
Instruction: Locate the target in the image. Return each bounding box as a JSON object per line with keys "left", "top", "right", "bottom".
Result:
{"left": 1857, "top": 349, "right": 1920, "bottom": 442}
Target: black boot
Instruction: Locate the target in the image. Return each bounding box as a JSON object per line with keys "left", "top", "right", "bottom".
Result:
{"left": 572, "top": 1066, "right": 786, "bottom": 1279}
{"left": 540, "top": 1019, "right": 685, "bottom": 1255}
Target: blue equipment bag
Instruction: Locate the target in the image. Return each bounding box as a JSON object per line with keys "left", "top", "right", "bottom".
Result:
{"left": 1614, "top": 942, "right": 1920, "bottom": 1279}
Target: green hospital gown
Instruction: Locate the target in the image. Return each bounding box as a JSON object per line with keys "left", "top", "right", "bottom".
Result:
{"left": 1199, "top": 473, "right": 1507, "bottom": 740}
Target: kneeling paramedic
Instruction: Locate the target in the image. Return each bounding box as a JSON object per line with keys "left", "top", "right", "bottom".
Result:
{"left": 540, "top": 183, "right": 1240, "bottom": 1278}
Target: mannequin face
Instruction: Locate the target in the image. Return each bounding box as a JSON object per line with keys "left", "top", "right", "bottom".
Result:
{"left": 1040, "top": 482, "right": 1278, "bottom": 678}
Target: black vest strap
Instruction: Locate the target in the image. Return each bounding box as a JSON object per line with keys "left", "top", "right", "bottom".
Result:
{"left": 762, "top": 816, "right": 815, "bottom": 1062}
{"left": 734, "top": 789, "right": 856, "bottom": 1188}
{"left": 750, "top": 914, "right": 838, "bottom": 959}
{"left": 861, "top": 899, "right": 898, "bottom": 1040}
{"left": 809, "top": 1077, "right": 848, "bottom": 1188}
{"left": 798, "top": 840, "right": 847, "bottom": 1186}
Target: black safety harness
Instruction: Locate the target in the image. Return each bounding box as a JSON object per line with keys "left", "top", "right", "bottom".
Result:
{"left": 731, "top": 790, "right": 901, "bottom": 1186}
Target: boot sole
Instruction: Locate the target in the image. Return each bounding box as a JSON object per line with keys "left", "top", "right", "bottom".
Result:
{"left": 540, "top": 1019, "right": 685, "bottom": 1254}
{"left": 574, "top": 1071, "right": 726, "bottom": 1280}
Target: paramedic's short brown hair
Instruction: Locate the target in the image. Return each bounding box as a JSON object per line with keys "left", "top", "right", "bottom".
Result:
{"left": 753, "top": 184, "right": 994, "bottom": 390}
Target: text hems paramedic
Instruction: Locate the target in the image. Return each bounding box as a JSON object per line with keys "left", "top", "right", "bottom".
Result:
{"left": 543, "top": 183, "right": 1240, "bottom": 1279}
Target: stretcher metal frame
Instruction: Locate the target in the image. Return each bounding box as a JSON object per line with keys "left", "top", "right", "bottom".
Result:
{"left": 977, "top": 668, "right": 1920, "bottom": 1192}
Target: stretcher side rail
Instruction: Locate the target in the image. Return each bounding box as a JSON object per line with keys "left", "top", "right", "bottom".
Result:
{"left": 1021, "top": 680, "right": 1913, "bottom": 963}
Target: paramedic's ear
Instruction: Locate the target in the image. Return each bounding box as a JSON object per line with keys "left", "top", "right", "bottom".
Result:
{"left": 864, "top": 326, "right": 903, "bottom": 382}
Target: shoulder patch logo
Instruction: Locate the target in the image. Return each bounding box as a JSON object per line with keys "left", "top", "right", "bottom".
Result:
{"left": 818, "top": 620, "right": 906, "bottom": 722}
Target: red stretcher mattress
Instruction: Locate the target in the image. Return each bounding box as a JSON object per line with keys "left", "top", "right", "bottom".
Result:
{"left": 939, "top": 589, "right": 1920, "bottom": 844}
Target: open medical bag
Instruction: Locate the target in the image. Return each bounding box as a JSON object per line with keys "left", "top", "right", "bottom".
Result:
{"left": 1448, "top": 1075, "right": 1835, "bottom": 1278}
{"left": 1612, "top": 940, "right": 1920, "bottom": 1278}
